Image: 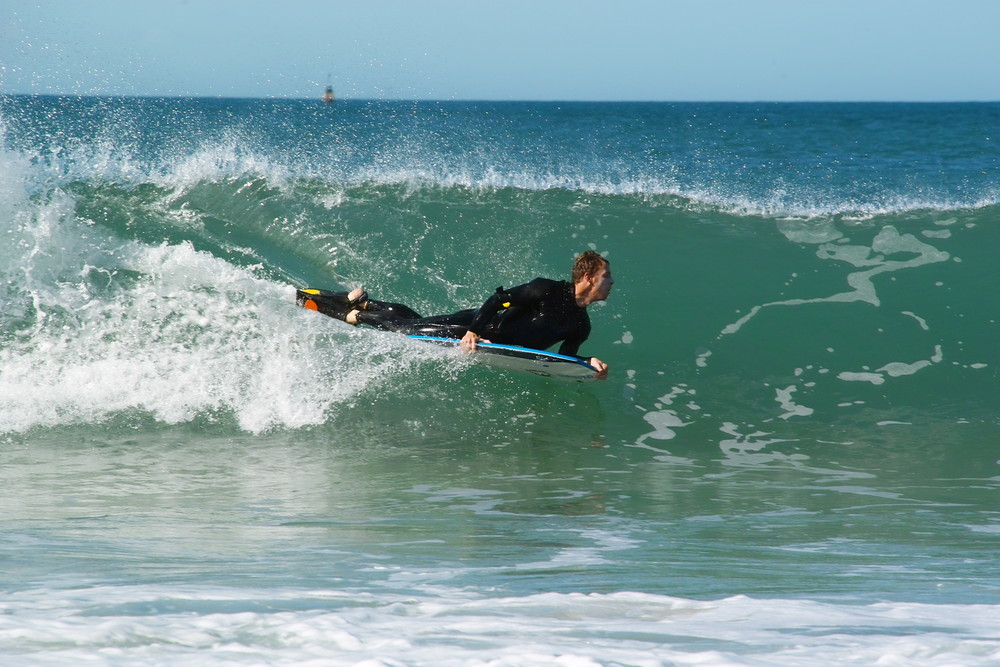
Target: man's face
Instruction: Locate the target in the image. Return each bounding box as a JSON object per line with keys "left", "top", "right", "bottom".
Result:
{"left": 589, "top": 264, "right": 614, "bottom": 302}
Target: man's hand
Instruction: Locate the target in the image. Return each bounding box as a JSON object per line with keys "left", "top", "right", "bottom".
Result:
{"left": 589, "top": 357, "right": 609, "bottom": 380}
{"left": 460, "top": 330, "right": 483, "bottom": 352}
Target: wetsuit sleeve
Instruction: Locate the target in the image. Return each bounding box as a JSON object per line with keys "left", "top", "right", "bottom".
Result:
{"left": 557, "top": 319, "right": 591, "bottom": 358}
{"left": 466, "top": 279, "right": 548, "bottom": 335}
{"left": 466, "top": 291, "right": 505, "bottom": 336}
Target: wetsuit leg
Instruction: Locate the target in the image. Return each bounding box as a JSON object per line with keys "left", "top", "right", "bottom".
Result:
{"left": 360, "top": 300, "right": 423, "bottom": 320}
{"left": 296, "top": 289, "right": 357, "bottom": 319}
{"left": 357, "top": 308, "right": 477, "bottom": 339}
{"left": 297, "top": 289, "right": 475, "bottom": 339}
{"left": 354, "top": 304, "right": 421, "bottom": 331}
{"left": 297, "top": 290, "right": 423, "bottom": 322}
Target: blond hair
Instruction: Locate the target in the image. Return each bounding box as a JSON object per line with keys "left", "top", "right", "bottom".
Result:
{"left": 572, "top": 250, "right": 608, "bottom": 284}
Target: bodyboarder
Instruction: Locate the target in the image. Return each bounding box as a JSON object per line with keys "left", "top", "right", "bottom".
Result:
{"left": 296, "top": 250, "right": 613, "bottom": 379}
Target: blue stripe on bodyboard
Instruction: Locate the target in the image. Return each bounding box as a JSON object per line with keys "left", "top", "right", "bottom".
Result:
{"left": 406, "top": 335, "right": 597, "bottom": 381}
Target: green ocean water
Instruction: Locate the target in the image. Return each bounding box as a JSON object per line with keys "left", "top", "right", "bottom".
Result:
{"left": 0, "top": 96, "right": 998, "bottom": 665}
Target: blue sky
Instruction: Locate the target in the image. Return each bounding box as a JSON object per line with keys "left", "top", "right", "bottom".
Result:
{"left": 2, "top": 0, "right": 998, "bottom": 101}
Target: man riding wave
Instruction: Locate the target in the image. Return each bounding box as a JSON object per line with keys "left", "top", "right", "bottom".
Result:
{"left": 297, "top": 250, "right": 613, "bottom": 380}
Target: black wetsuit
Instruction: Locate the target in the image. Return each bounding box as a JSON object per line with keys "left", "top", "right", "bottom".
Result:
{"left": 354, "top": 278, "right": 592, "bottom": 358}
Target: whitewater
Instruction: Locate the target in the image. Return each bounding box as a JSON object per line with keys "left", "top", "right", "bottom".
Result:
{"left": 0, "top": 96, "right": 998, "bottom": 665}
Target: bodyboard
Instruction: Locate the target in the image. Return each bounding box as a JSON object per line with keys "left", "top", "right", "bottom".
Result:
{"left": 407, "top": 335, "right": 598, "bottom": 382}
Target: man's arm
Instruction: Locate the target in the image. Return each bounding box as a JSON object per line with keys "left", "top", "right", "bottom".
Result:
{"left": 463, "top": 279, "right": 550, "bottom": 349}
{"left": 556, "top": 321, "right": 608, "bottom": 379}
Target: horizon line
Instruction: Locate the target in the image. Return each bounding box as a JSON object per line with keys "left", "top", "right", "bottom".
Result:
{"left": 3, "top": 93, "right": 999, "bottom": 105}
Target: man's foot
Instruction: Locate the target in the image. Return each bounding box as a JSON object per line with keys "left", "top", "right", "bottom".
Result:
{"left": 347, "top": 288, "right": 369, "bottom": 310}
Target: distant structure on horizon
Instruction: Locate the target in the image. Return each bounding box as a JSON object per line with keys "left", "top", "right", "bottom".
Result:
{"left": 322, "top": 84, "right": 335, "bottom": 104}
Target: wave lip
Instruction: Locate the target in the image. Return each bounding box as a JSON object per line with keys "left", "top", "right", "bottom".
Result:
{"left": 4, "top": 97, "right": 998, "bottom": 218}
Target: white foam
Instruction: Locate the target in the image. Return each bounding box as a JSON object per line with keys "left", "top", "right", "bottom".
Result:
{"left": 2, "top": 585, "right": 996, "bottom": 666}
{"left": 0, "top": 225, "right": 405, "bottom": 433}
{"left": 718, "top": 422, "right": 805, "bottom": 466}
{"left": 156, "top": 135, "right": 290, "bottom": 190}
{"left": 719, "top": 225, "right": 951, "bottom": 339}
{"left": 902, "top": 310, "right": 930, "bottom": 330}
{"left": 836, "top": 345, "right": 944, "bottom": 387}
{"left": 636, "top": 409, "right": 689, "bottom": 442}
{"left": 775, "top": 385, "right": 815, "bottom": 420}
{"left": 838, "top": 371, "right": 887, "bottom": 385}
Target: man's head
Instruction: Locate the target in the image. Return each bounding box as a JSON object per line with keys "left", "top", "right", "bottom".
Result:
{"left": 572, "top": 250, "right": 613, "bottom": 305}
{"left": 572, "top": 250, "right": 607, "bottom": 284}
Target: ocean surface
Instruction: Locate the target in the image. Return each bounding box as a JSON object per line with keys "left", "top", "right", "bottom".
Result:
{"left": 1, "top": 95, "right": 998, "bottom": 665}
